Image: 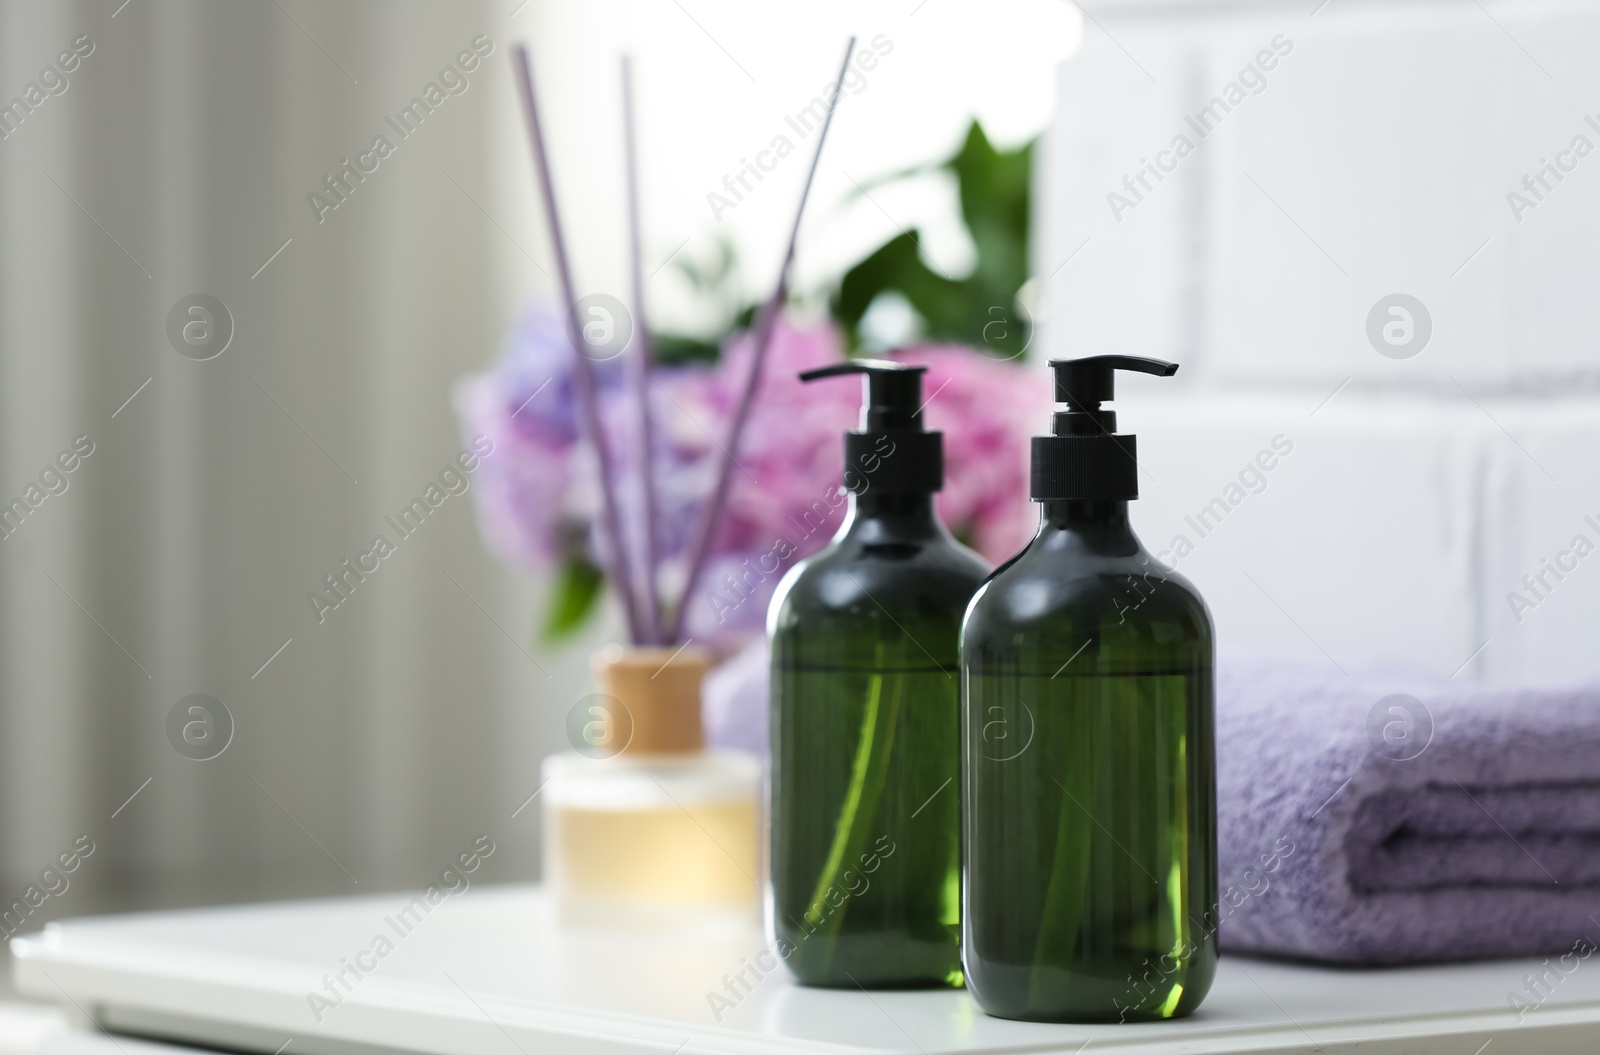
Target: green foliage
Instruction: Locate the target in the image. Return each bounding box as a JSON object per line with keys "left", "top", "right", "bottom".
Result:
{"left": 833, "top": 122, "right": 1033, "bottom": 357}
{"left": 650, "top": 332, "right": 721, "bottom": 367}
{"left": 539, "top": 553, "right": 604, "bottom": 642}
{"left": 650, "top": 235, "right": 752, "bottom": 366}
{"left": 652, "top": 307, "right": 756, "bottom": 368}
{"left": 554, "top": 122, "right": 1032, "bottom": 640}
{"left": 650, "top": 121, "right": 1033, "bottom": 364}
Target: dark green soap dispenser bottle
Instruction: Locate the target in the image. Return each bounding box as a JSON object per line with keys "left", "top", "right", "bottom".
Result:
{"left": 768, "top": 359, "right": 990, "bottom": 988}
{"left": 961, "top": 356, "right": 1217, "bottom": 1022}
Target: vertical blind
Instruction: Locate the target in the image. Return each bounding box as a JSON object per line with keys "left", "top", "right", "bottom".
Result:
{"left": 0, "top": 0, "right": 587, "bottom": 936}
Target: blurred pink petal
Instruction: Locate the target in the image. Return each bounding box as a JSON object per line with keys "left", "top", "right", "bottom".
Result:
{"left": 455, "top": 312, "right": 1041, "bottom": 649}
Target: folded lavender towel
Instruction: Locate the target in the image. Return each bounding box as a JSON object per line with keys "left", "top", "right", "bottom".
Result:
{"left": 1218, "top": 657, "right": 1600, "bottom": 964}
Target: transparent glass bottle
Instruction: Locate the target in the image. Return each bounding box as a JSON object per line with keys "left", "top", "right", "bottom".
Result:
{"left": 542, "top": 645, "right": 760, "bottom": 929}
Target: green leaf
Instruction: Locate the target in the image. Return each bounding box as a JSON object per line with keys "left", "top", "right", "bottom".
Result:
{"left": 830, "top": 120, "right": 1033, "bottom": 359}
{"left": 539, "top": 554, "right": 604, "bottom": 642}
{"left": 651, "top": 331, "right": 722, "bottom": 367}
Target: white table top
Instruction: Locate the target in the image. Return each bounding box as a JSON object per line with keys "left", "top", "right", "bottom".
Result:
{"left": 11, "top": 884, "right": 1599, "bottom": 1054}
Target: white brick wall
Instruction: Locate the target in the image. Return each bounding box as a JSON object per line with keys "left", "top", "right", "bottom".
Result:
{"left": 1039, "top": 0, "right": 1600, "bottom": 684}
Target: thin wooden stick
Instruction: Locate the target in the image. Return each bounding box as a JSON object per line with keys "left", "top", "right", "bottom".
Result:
{"left": 621, "top": 55, "right": 664, "bottom": 646}
{"left": 669, "top": 36, "right": 857, "bottom": 642}
{"left": 512, "top": 45, "right": 644, "bottom": 646}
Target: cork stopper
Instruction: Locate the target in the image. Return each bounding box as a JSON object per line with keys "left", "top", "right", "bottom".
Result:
{"left": 590, "top": 644, "right": 709, "bottom": 756}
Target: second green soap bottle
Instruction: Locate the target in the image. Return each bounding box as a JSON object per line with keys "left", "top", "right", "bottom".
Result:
{"left": 768, "top": 360, "right": 989, "bottom": 988}
{"left": 961, "top": 356, "right": 1217, "bottom": 1022}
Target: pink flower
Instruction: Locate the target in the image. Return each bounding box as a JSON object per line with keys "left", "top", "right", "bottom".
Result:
{"left": 454, "top": 310, "right": 1040, "bottom": 649}
{"left": 894, "top": 345, "right": 1043, "bottom": 564}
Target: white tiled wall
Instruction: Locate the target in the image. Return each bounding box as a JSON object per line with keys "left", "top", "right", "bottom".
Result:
{"left": 1040, "top": 0, "right": 1600, "bottom": 685}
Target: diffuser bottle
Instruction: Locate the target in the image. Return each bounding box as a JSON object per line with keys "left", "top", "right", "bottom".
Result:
{"left": 768, "top": 360, "right": 990, "bottom": 988}
{"left": 542, "top": 644, "right": 760, "bottom": 929}
{"left": 961, "top": 356, "right": 1217, "bottom": 1022}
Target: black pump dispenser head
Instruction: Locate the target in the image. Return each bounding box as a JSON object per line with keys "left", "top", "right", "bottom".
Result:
{"left": 1031, "top": 355, "right": 1177, "bottom": 501}
{"left": 799, "top": 359, "right": 942, "bottom": 494}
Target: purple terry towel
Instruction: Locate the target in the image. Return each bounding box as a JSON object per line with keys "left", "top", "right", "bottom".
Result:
{"left": 1218, "top": 657, "right": 1600, "bottom": 964}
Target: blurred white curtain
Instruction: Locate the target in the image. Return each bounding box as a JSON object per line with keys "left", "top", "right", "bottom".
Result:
{"left": 0, "top": 0, "right": 584, "bottom": 931}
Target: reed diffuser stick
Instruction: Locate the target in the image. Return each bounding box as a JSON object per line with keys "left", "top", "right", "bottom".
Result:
{"left": 512, "top": 45, "right": 644, "bottom": 645}
{"left": 621, "top": 55, "right": 663, "bottom": 646}
{"left": 669, "top": 36, "right": 857, "bottom": 643}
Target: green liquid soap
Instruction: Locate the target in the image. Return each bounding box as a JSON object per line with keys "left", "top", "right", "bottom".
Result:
{"left": 768, "top": 360, "right": 988, "bottom": 988}
{"left": 960, "top": 357, "right": 1217, "bottom": 1022}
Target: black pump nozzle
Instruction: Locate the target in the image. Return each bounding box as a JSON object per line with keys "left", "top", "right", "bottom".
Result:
{"left": 799, "top": 359, "right": 928, "bottom": 432}
{"left": 1032, "top": 355, "right": 1179, "bottom": 501}
{"left": 1049, "top": 355, "right": 1178, "bottom": 437}
{"left": 799, "top": 359, "right": 942, "bottom": 495}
